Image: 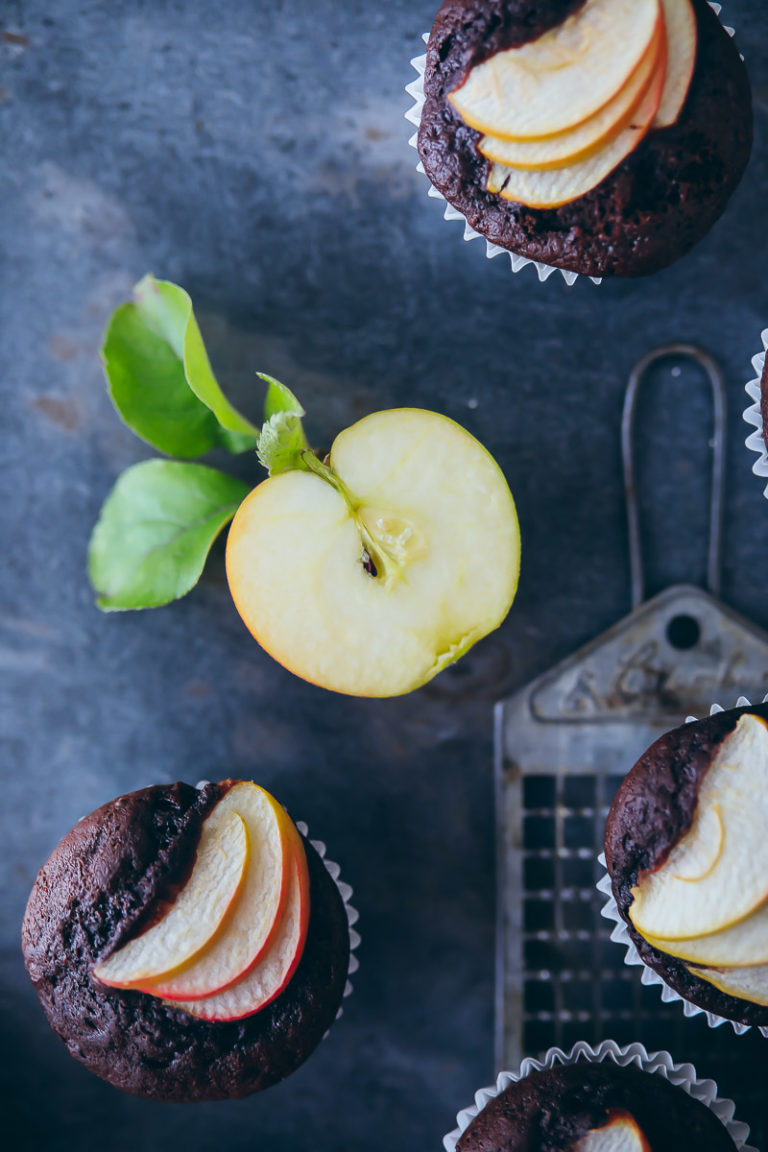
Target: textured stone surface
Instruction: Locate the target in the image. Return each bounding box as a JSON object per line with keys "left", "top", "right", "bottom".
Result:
{"left": 1, "top": 1, "right": 768, "bottom": 1148}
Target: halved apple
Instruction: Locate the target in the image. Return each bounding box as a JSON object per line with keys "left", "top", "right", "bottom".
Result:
{"left": 93, "top": 806, "right": 249, "bottom": 988}
{"left": 646, "top": 897, "right": 768, "bottom": 968}
{"left": 487, "top": 52, "right": 666, "bottom": 209}
{"left": 629, "top": 714, "right": 768, "bottom": 942}
{"left": 226, "top": 406, "right": 520, "bottom": 698}
{"left": 449, "top": 0, "right": 660, "bottom": 142}
{"left": 141, "top": 782, "right": 293, "bottom": 1000}
{"left": 654, "top": 0, "right": 698, "bottom": 128}
{"left": 687, "top": 960, "right": 768, "bottom": 1007}
{"left": 574, "top": 1110, "right": 651, "bottom": 1152}
{"left": 174, "top": 820, "right": 310, "bottom": 1021}
{"left": 479, "top": 21, "right": 663, "bottom": 171}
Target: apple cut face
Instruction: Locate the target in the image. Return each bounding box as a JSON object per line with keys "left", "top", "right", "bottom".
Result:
{"left": 175, "top": 821, "right": 310, "bottom": 1021}
{"left": 142, "top": 782, "right": 292, "bottom": 1000}
{"left": 574, "top": 1110, "right": 651, "bottom": 1152}
{"left": 93, "top": 807, "right": 249, "bottom": 988}
{"left": 646, "top": 897, "right": 768, "bottom": 968}
{"left": 629, "top": 714, "right": 768, "bottom": 942}
{"left": 654, "top": 0, "right": 698, "bottom": 128}
{"left": 479, "top": 23, "right": 663, "bottom": 171}
{"left": 448, "top": 0, "right": 660, "bottom": 141}
{"left": 487, "top": 53, "right": 666, "bottom": 210}
{"left": 687, "top": 960, "right": 768, "bottom": 1007}
{"left": 226, "top": 409, "right": 520, "bottom": 697}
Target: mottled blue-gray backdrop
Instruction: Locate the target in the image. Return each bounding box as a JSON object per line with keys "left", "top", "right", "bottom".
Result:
{"left": 2, "top": 2, "right": 767, "bottom": 1149}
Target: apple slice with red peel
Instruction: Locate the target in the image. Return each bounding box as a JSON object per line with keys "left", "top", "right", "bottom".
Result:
{"left": 646, "top": 896, "right": 768, "bottom": 968}
{"left": 226, "top": 384, "right": 520, "bottom": 698}
{"left": 479, "top": 21, "right": 663, "bottom": 171}
{"left": 487, "top": 46, "right": 666, "bottom": 210}
{"left": 630, "top": 714, "right": 768, "bottom": 942}
{"left": 574, "top": 1110, "right": 651, "bottom": 1152}
{"left": 449, "top": 0, "right": 661, "bottom": 142}
{"left": 687, "top": 960, "right": 768, "bottom": 1006}
{"left": 174, "top": 822, "right": 310, "bottom": 1021}
{"left": 142, "top": 782, "right": 292, "bottom": 1000}
{"left": 93, "top": 807, "right": 249, "bottom": 988}
{"left": 654, "top": 0, "right": 698, "bottom": 128}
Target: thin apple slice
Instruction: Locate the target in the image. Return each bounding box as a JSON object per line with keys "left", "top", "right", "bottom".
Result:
{"left": 646, "top": 896, "right": 768, "bottom": 968}
{"left": 630, "top": 714, "right": 768, "bottom": 942}
{"left": 687, "top": 960, "right": 768, "bottom": 1006}
{"left": 449, "top": 0, "right": 661, "bottom": 142}
{"left": 142, "top": 782, "right": 292, "bottom": 1000}
{"left": 487, "top": 51, "right": 666, "bottom": 210}
{"left": 94, "top": 807, "right": 249, "bottom": 988}
{"left": 575, "top": 1110, "right": 651, "bottom": 1152}
{"left": 654, "top": 0, "right": 698, "bottom": 128}
{"left": 671, "top": 803, "right": 723, "bottom": 881}
{"left": 226, "top": 409, "right": 520, "bottom": 698}
{"left": 174, "top": 821, "right": 310, "bottom": 1021}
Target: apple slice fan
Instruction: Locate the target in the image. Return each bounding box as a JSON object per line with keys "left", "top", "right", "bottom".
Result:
{"left": 494, "top": 346, "right": 768, "bottom": 1087}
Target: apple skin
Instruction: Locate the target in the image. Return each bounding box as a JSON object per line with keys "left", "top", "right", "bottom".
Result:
{"left": 140, "top": 782, "right": 294, "bottom": 1001}
{"left": 93, "top": 807, "right": 249, "bottom": 989}
{"left": 226, "top": 408, "right": 520, "bottom": 698}
{"left": 574, "top": 1110, "right": 651, "bottom": 1152}
{"left": 172, "top": 822, "right": 311, "bottom": 1022}
{"left": 654, "top": 0, "right": 698, "bottom": 127}
{"left": 646, "top": 895, "right": 768, "bottom": 968}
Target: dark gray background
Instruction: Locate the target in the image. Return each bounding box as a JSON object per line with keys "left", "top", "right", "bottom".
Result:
{"left": 2, "top": 2, "right": 767, "bottom": 1149}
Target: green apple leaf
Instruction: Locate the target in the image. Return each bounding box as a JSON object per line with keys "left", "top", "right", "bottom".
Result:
{"left": 89, "top": 459, "right": 251, "bottom": 611}
{"left": 255, "top": 372, "right": 311, "bottom": 476}
{"left": 103, "top": 275, "right": 260, "bottom": 458}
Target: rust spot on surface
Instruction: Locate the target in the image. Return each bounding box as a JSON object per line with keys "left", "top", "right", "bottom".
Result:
{"left": 31, "top": 395, "right": 80, "bottom": 431}
{"left": 2, "top": 31, "right": 29, "bottom": 46}
{"left": 49, "top": 334, "right": 79, "bottom": 362}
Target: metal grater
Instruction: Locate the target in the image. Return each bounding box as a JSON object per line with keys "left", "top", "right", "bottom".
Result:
{"left": 494, "top": 347, "right": 768, "bottom": 1145}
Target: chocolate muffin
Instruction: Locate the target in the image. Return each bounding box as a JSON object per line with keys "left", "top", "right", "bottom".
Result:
{"left": 454, "top": 1061, "right": 737, "bottom": 1151}
{"left": 604, "top": 704, "right": 768, "bottom": 1027}
{"left": 22, "top": 781, "right": 352, "bottom": 1101}
{"left": 417, "top": 0, "right": 752, "bottom": 278}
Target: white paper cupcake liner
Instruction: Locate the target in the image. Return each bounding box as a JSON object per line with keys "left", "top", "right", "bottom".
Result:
{"left": 295, "top": 819, "right": 360, "bottom": 1022}
{"left": 194, "top": 783, "right": 360, "bottom": 1021}
{"left": 742, "top": 328, "right": 768, "bottom": 497}
{"left": 597, "top": 696, "right": 768, "bottom": 1038}
{"left": 406, "top": 4, "right": 735, "bottom": 287}
{"left": 443, "top": 1039, "right": 757, "bottom": 1152}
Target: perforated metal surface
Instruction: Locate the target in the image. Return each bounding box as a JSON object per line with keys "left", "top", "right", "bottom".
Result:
{"left": 495, "top": 589, "right": 768, "bottom": 1148}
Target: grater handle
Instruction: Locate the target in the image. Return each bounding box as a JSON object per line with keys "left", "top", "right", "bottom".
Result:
{"left": 622, "top": 344, "right": 726, "bottom": 609}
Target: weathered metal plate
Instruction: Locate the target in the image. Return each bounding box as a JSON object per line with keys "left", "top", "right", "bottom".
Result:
{"left": 494, "top": 582, "right": 768, "bottom": 1070}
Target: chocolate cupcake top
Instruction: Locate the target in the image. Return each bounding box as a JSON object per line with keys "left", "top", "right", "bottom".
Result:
{"left": 417, "top": 0, "right": 752, "bottom": 278}
{"left": 605, "top": 704, "right": 768, "bottom": 1026}
{"left": 455, "top": 1062, "right": 737, "bottom": 1151}
{"left": 22, "top": 781, "right": 351, "bottom": 1101}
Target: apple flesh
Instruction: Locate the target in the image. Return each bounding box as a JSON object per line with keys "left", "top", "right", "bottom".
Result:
{"left": 479, "top": 23, "right": 663, "bottom": 171}
{"left": 654, "top": 0, "right": 698, "bottom": 128}
{"left": 226, "top": 408, "right": 520, "bottom": 698}
{"left": 142, "top": 782, "right": 293, "bottom": 1000}
{"left": 687, "top": 960, "right": 768, "bottom": 1006}
{"left": 647, "top": 897, "right": 768, "bottom": 969}
{"left": 629, "top": 714, "right": 768, "bottom": 942}
{"left": 574, "top": 1111, "right": 651, "bottom": 1152}
{"left": 449, "top": 0, "right": 660, "bottom": 141}
{"left": 487, "top": 52, "right": 666, "bottom": 209}
{"left": 174, "top": 820, "right": 310, "bottom": 1021}
{"left": 93, "top": 807, "right": 249, "bottom": 988}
